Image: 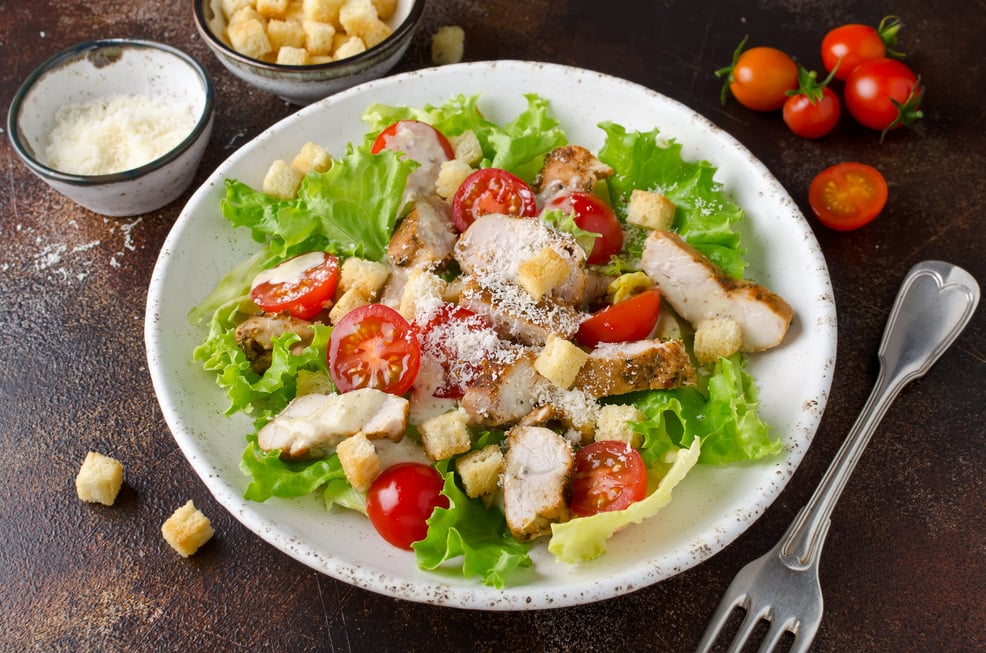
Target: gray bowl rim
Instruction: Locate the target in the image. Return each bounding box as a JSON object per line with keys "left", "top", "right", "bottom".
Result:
{"left": 192, "top": 0, "right": 426, "bottom": 73}
{"left": 6, "top": 38, "right": 215, "bottom": 187}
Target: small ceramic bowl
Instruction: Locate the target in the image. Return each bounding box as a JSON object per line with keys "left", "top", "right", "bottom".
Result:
{"left": 7, "top": 39, "right": 214, "bottom": 217}
{"left": 194, "top": 0, "right": 425, "bottom": 105}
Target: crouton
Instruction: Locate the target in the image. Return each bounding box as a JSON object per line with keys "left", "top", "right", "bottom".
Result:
{"left": 262, "top": 159, "right": 305, "bottom": 199}
{"left": 339, "top": 0, "right": 390, "bottom": 48}
{"left": 302, "top": 18, "right": 337, "bottom": 55}
{"left": 223, "top": 0, "right": 255, "bottom": 20}
{"left": 266, "top": 18, "right": 306, "bottom": 49}
{"left": 291, "top": 141, "right": 333, "bottom": 174}
{"left": 333, "top": 34, "right": 366, "bottom": 59}
{"left": 338, "top": 256, "right": 390, "bottom": 296}
{"left": 535, "top": 334, "right": 589, "bottom": 389}
{"left": 329, "top": 287, "right": 372, "bottom": 324}
{"left": 419, "top": 410, "right": 472, "bottom": 461}
{"left": 693, "top": 317, "right": 743, "bottom": 364}
{"left": 517, "top": 247, "right": 570, "bottom": 301}
{"left": 448, "top": 130, "right": 483, "bottom": 166}
{"left": 431, "top": 25, "right": 465, "bottom": 65}
{"left": 303, "top": 0, "right": 344, "bottom": 25}
{"left": 455, "top": 444, "right": 504, "bottom": 499}
{"left": 227, "top": 6, "right": 265, "bottom": 27}
{"left": 161, "top": 500, "right": 214, "bottom": 558}
{"left": 75, "top": 451, "right": 124, "bottom": 506}
{"left": 435, "top": 158, "right": 474, "bottom": 200}
{"left": 335, "top": 432, "right": 380, "bottom": 491}
{"left": 276, "top": 45, "right": 310, "bottom": 65}
{"left": 257, "top": 0, "right": 290, "bottom": 19}
{"left": 627, "top": 189, "right": 676, "bottom": 231}
{"left": 594, "top": 404, "right": 645, "bottom": 448}
{"left": 370, "top": 0, "right": 397, "bottom": 20}
{"left": 398, "top": 269, "right": 447, "bottom": 321}
{"left": 227, "top": 18, "right": 273, "bottom": 59}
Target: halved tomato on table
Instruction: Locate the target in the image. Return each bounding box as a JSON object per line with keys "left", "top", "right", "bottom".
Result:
{"left": 250, "top": 251, "right": 340, "bottom": 321}
{"left": 570, "top": 440, "right": 648, "bottom": 516}
{"left": 808, "top": 162, "right": 888, "bottom": 231}
{"left": 327, "top": 303, "right": 421, "bottom": 395}
{"left": 451, "top": 168, "right": 538, "bottom": 232}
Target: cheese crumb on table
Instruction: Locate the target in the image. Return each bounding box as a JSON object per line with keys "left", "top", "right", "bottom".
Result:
{"left": 76, "top": 451, "right": 124, "bottom": 506}
{"left": 161, "top": 500, "right": 215, "bottom": 558}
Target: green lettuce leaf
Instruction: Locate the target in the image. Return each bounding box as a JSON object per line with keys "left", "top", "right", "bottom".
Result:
{"left": 241, "top": 438, "right": 347, "bottom": 502}
{"left": 548, "top": 437, "right": 701, "bottom": 563}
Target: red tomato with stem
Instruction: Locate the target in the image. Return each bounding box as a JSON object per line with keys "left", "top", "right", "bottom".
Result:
{"left": 716, "top": 37, "right": 798, "bottom": 111}
{"left": 821, "top": 16, "right": 903, "bottom": 81}
{"left": 808, "top": 162, "right": 888, "bottom": 231}
{"left": 782, "top": 66, "right": 841, "bottom": 139}
{"left": 542, "top": 191, "right": 624, "bottom": 265}
{"left": 328, "top": 303, "right": 421, "bottom": 395}
{"left": 366, "top": 463, "right": 449, "bottom": 550}
{"left": 570, "top": 441, "right": 648, "bottom": 516}
{"left": 844, "top": 58, "right": 923, "bottom": 137}
{"left": 412, "top": 304, "right": 494, "bottom": 399}
{"left": 250, "top": 251, "right": 340, "bottom": 320}
{"left": 575, "top": 288, "right": 662, "bottom": 348}
{"left": 451, "top": 168, "right": 538, "bottom": 232}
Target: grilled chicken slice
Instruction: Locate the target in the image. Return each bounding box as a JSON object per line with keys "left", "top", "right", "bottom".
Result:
{"left": 502, "top": 425, "right": 574, "bottom": 541}
{"left": 235, "top": 314, "right": 314, "bottom": 374}
{"left": 257, "top": 389, "right": 409, "bottom": 460}
{"left": 572, "top": 339, "right": 696, "bottom": 397}
{"left": 460, "top": 351, "right": 551, "bottom": 426}
{"left": 458, "top": 279, "right": 582, "bottom": 347}
{"left": 387, "top": 196, "right": 457, "bottom": 269}
{"left": 454, "top": 213, "right": 588, "bottom": 305}
{"left": 533, "top": 144, "right": 614, "bottom": 199}
{"left": 640, "top": 230, "right": 793, "bottom": 351}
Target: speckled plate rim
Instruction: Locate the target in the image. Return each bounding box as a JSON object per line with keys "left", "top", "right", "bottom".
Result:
{"left": 144, "top": 60, "right": 837, "bottom": 611}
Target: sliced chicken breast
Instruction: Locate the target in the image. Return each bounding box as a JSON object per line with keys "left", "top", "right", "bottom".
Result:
{"left": 235, "top": 314, "right": 314, "bottom": 374}
{"left": 257, "top": 388, "right": 409, "bottom": 460}
{"left": 533, "top": 144, "right": 614, "bottom": 200}
{"left": 572, "top": 338, "right": 697, "bottom": 397}
{"left": 460, "top": 351, "right": 551, "bottom": 426}
{"left": 458, "top": 279, "right": 582, "bottom": 347}
{"left": 640, "top": 230, "right": 793, "bottom": 351}
{"left": 502, "top": 425, "right": 574, "bottom": 541}
{"left": 387, "top": 196, "right": 457, "bottom": 269}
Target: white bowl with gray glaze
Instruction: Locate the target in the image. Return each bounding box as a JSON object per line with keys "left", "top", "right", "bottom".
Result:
{"left": 194, "top": 0, "right": 424, "bottom": 105}
{"left": 7, "top": 39, "right": 214, "bottom": 217}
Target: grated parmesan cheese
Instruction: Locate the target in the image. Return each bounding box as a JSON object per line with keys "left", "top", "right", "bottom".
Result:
{"left": 45, "top": 94, "right": 197, "bottom": 175}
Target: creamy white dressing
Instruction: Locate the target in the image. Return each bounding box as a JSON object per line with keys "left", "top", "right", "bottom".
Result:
{"left": 251, "top": 251, "right": 326, "bottom": 290}
{"left": 383, "top": 121, "right": 452, "bottom": 202}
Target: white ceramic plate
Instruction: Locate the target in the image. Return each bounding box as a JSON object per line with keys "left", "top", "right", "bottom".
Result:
{"left": 145, "top": 60, "right": 836, "bottom": 610}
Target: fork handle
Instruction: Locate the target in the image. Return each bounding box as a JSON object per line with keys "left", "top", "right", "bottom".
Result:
{"left": 780, "top": 261, "right": 979, "bottom": 567}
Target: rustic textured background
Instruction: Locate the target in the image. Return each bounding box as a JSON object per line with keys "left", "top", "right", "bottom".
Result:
{"left": 1, "top": 0, "right": 984, "bottom": 651}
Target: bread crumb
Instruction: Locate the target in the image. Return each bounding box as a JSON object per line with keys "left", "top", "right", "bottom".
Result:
{"left": 161, "top": 500, "right": 214, "bottom": 557}
{"left": 76, "top": 451, "right": 124, "bottom": 506}
{"left": 431, "top": 25, "right": 464, "bottom": 65}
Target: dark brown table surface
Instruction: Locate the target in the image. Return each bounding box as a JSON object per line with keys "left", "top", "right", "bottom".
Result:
{"left": 2, "top": 1, "right": 984, "bottom": 651}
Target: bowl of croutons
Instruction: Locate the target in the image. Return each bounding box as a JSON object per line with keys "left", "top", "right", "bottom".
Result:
{"left": 194, "top": 0, "right": 425, "bottom": 105}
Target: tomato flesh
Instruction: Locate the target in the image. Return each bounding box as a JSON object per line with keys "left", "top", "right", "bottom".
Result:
{"left": 543, "top": 191, "right": 624, "bottom": 265}
{"left": 366, "top": 463, "right": 449, "bottom": 550}
{"left": 250, "top": 251, "right": 340, "bottom": 320}
{"left": 808, "top": 162, "right": 888, "bottom": 231}
{"left": 451, "top": 168, "right": 538, "bottom": 232}
{"left": 844, "top": 58, "right": 921, "bottom": 132}
{"left": 575, "top": 288, "right": 662, "bottom": 348}
{"left": 412, "top": 304, "right": 495, "bottom": 399}
{"left": 570, "top": 441, "right": 647, "bottom": 516}
{"left": 328, "top": 303, "right": 421, "bottom": 395}
{"left": 727, "top": 46, "right": 799, "bottom": 112}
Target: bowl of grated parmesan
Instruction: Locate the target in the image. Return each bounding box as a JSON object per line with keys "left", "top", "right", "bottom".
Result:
{"left": 7, "top": 39, "right": 215, "bottom": 217}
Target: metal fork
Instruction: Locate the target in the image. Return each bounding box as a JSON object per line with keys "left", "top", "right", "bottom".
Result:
{"left": 696, "top": 260, "right": 980, "bottom": 653}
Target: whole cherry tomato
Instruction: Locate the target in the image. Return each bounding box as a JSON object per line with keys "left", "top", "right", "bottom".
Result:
{"left": 716, "top": 37, "right": 798, "bottom": 112}
{"left": 844, "top": 58, "right": 923, "bottom": 137}
{"left": 808, "top": 162, "right": 888, "bottom": 231}
{"left": 366, "top": 463, "right": 449, "bottom": 550}
{"left": 782, "top": 66, "right": 841, "bottom": 139}
{"left": 821, "top": 16, "right": 903, "bottom": 81}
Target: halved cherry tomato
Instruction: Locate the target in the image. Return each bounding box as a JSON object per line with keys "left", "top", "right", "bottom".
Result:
{"left": 844, "top": 58, "right": 923, "bottom": 136}
{"left": 327, "top": 303, "right": 421, "bottom": 395}
{"left": 366, "top": 462, "right": 449, "bottom": 550}
{"left": 371, "top": 119, "right": 455, "bottom": 159}
{"left": 250, "top": 251, "right": 340, "bottom": 320}
{"left": 543, "top": 191, "right": 624, "bottom": 265}
{"left": 412, "top": 304, "right": 494, "bottom": 399}
{"left": 821, "top": 16, "right": 903, "bottom": 81}
{"left": 808, "top": 162, "right": 888, "bottom": 231}
{"left": 570, "top": 441, "right": 648, "bottom": 516}
{"left": 716, "top": 38, "right": 798, "bottom": 112}
{"left": 575, "top": 288, "right": 662, "bottom": 348}
{"left": 451, "top": 168, "right": 538, "bottom": 232}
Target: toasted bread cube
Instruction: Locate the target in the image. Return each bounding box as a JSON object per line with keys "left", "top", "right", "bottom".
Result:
{"left": 227, "top": 18, "right": 273, "bottom": 59}
{"left": 302, "top": 18, "right": 337, "bottom": 55}
{"left": 435, "top": 159, "right": 474, "bottom": 200}
{"left": 291, "top": 141, "right": 333, "bottom": 174}
{"left": 333, "top": 35, "right": 366, "bottom": 59}
{"left": 308, "top": 54, "right": 335, "bottom": 64}
{"left": 276, "top": 45, "right": 310, "bottom": 65}
{"left": 455, "top": 444, "right": 504, "bottom": 499}
{"left": 304, "top": 0, "right": 344, "bottom": 25}
{"left": 336, "top": 432, "right": 380, "bottom": 491}
{"left": 594, "top": 404, "right": 645, "bottom": 448}
{"left": 398, "top": 269, "right": 446, "bottom": 321}
{"left": 419, "top": 410, "right": 472, "bottom": 461}
{"left": 339, "top": 0, "right": 378, "bottom": 33}
{"left": 694, "top": 317, "right": 743, "bottom": 364}
{"left": 517, "top": 247, "right": 569, "bottom": 301}
{"left": 222, "top": 0, "right": 254, "bottom": 19}
{"left": 339, "top": 256, "right": 390, "bottom": 296}
{"left": 257, "top": 0, "right": 290, "bottom": 19}
{"left": 448, "top": 129, "right": 483, "bottom": 166}
{"left": 267, "top": 18, "right": 307, "bottom": 50}
{"left": 627, "top": 189, "right": 676, "bottom": 231}
{"left": 431, "top": 25, "right": 465, "bottom": 65}
{"left": 262, "top": 159, "right": 305, "bottom": 199}
{"left": 370, "top": 0, "right": 397, "bottom": 20}
{"left": 75, "top": 451, "right": 124, "bottom": 506}
{"left": 285, "top": 0, "right": 306, "bottom": 21}
{"left": 161, "top": 500, "right": 214, "bottom": 558}
{"left": 227, "top": 5, "right": 264, "bottom": 26}
{"left": 328, "top": 287, "right": 369, "bottom": 323}
{"left": 535, "top": 334, "right": 589, "bottom": 389}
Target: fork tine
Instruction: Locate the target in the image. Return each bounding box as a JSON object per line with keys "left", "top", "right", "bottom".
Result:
{"left": 756, "top": 615, "right": 796, "bottom": 653}
{"left": 694, "top": 592, "right": 748, "bottom": 653}
{"left": 726, "top": 603, "right": 771, "bottom": 653}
